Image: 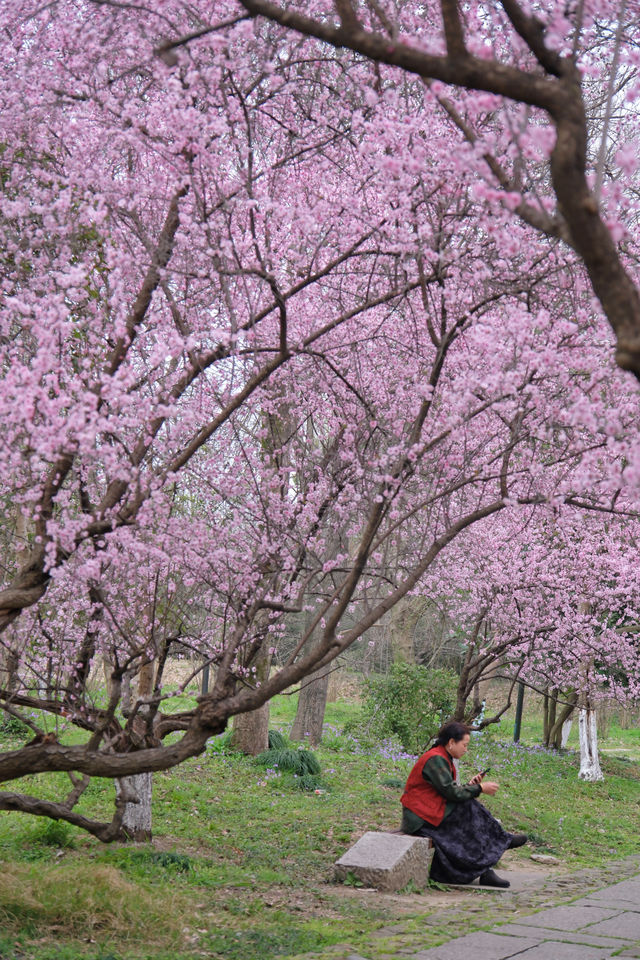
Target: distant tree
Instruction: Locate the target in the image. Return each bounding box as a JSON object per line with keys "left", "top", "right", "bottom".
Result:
{"left": 425, "top": 508, "right": 640, "bottom": 776}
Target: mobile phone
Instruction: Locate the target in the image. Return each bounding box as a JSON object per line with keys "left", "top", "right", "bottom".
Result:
{"left": 479, "top": 767, "right": 491, "bottom": 777}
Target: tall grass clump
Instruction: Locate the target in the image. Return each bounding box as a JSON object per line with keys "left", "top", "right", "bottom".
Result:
{"left": 255, "top": 747, "right": 321, "bottom": 777}
{"left": 0, "top": 862, "right": 185, "bottom": 946}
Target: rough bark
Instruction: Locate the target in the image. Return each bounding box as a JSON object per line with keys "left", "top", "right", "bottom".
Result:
{"left": 229, "top": 645, "right": 270, "bottom": 756}
{"left": 116, "top": 658, "right": 155, "bottom": 839}
{"left": 229, "top": 702, "right": 270, "bottom": 756}
{"left": 388, "top": 598, "right": 421, "bottom": 663}
{"left": 0, "top": 649, "right": 19, "bottom": 695}
{"left": 115, "top": 773, "right": 153, "bottom": 841}
{"left": 542, "top": 688, "right": 557, "bottom": 748}
{"left": 290, "top": 666, "right": 331, "bottom": 746}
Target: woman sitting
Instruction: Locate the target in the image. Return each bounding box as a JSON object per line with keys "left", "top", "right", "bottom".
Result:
{"left": 400, "top": 720, "right": 527, "bottom": 888}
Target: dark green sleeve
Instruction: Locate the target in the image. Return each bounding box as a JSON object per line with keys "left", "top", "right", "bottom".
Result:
{"left": 422, "top": 755, "right": 482, "bottom": 804}
{"left": 401, "top": 806, "right": 426, "bottom": 834}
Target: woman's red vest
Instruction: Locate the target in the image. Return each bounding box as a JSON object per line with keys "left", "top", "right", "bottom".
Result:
{"left": 400, "top": 744, "right": 455, "bottom": 826}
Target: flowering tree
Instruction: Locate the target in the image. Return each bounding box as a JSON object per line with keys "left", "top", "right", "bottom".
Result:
{"left": 237, "top": 0, "right": 640, "bottom": 377}
{"left": 0, "top": 0, "right": 639, "bottom": 837}
{"left": 428, "top": 504, "right": 640, "bottom": 779}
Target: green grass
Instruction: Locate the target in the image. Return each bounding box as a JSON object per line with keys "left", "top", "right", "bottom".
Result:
{"left": 0, "top": 690, "right": 639, "bottom": 960}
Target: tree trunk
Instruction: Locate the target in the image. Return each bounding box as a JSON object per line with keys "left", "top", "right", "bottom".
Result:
{"left": 290, "top": 666, "right": 331, "bottom": 746}
{"left": 389, "top": 598, "right": 421, "bottom": 663}
{"left": 513, "top": 682, "right": 525, "bottom": 743}
{"left": 560, "top": 719, "right": 573, "bottom": 749}
{"left": 578, "top": 706, "right": 604, "bottom": 781}
{"left": 453, "top": 647, "right": 474, "bottom": 721}
{"left": 230, "top": 701, "right": 270, "bottom": 755}
{"left": 289, "top": 564, "right": 339, "bottom": 745}
{"left": 576, "top": 602, "right": 603, "bottom": 781}
{"left": 0, "top": 509, "right": 31, "bottom": 694}
{"left": 229, "top": 644, "right": 270, "bottom": 755}
{"left": 542, "top": 688, "right": 558, "bottom": 747}
{"left": 117, "top": 658, "right": 155, "bottom": 839}
{"left": 120, "top": 668, "right": 133, "bottom": 716}
{"left": 116, "top": 773, "right": 153, "bottom": 841}
{"left": 0, "top": 648, "right": 19, "bottom": 693}
{"left": 103, "top": 655, "right": 115, "bottom": 699}
{"left": 547, "top": 693, "right": 577, "bottom": 749}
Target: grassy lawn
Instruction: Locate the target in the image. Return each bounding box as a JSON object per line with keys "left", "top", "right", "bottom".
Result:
{"left": 0, "top": 688, "right": 639, "bottom": 960}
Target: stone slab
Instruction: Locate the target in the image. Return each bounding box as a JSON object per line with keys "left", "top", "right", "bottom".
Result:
{"left": 512, "top": 943, "right": 613, "bottom": 960}
{"left": 410, "top": 931, "right": 539, "bottom": 959}
{"left": 492, "top": 922, "right": 632, "bottom": 948}
{"left": 587, "top": 880, "right": 640, "bottom": 901}
{"left": 572, "top": 896, "right": 640, "bottom": 912}
{"left": 515, "top": 904, "right": 620, "bottom": 931}
{"left": 334, "top": 832, "right": 433, "bottom": 893}
{"left": 586, "top": 912, "right": 640, "bottom": 940}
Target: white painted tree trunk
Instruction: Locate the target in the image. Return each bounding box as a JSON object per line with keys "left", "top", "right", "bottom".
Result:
{"left": 116, "top": 773, "right": 153, "bottom": 840}
{"left": 578, "top": 708, "right": 604, "bottom": 781}
{"left": 560, "top": 719, "right": 572, "bottom": 750}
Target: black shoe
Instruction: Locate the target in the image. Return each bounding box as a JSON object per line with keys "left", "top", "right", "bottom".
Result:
{"left": 479, "top": 868, "right": 510, "bottom": 888}
{"left": 507, "top": 833, "right": 528, "bottom": 849}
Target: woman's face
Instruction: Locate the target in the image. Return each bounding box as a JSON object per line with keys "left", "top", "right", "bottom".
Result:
{"left": 446, "top": 734, "right": 470, "bottom": 759}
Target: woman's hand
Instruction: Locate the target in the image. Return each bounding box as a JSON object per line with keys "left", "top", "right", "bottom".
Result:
{"left": 479, "top": 780, "right": 499, "bottom": 795}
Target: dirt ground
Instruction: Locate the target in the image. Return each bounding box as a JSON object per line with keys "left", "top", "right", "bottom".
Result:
{"left": 334, "top": 853, "right": 559, "bottom": 911}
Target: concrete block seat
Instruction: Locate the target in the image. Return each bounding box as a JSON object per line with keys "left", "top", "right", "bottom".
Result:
{"left": 334, "top": 831, "right": 434, "bottom": 892}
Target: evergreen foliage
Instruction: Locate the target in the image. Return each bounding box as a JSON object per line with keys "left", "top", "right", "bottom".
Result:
{"left": 347, "top": 663, "right": 458, "bottom": 754}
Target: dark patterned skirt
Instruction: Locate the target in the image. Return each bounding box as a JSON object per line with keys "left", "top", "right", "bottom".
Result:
{"left": 409, "top": 799, "right": 511, "bottom": 883}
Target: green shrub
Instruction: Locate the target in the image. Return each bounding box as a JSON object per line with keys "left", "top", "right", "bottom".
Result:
{"left": 346, "top": 663, "right": 458, "bottom": 754}
{"left": 28, "top": 819, "right": 76, "bottom": 849}
{"left": 0, "top": 713, "right": 29, "bottom": 738}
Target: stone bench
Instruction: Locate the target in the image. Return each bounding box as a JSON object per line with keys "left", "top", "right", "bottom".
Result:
{"left": 334, "top": 831, "right": 433, "bottom": 892}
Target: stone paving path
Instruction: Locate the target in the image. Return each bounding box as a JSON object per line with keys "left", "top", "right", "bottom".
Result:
{"left": 342, "top": 858, "right": 640, "bottom": 960}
